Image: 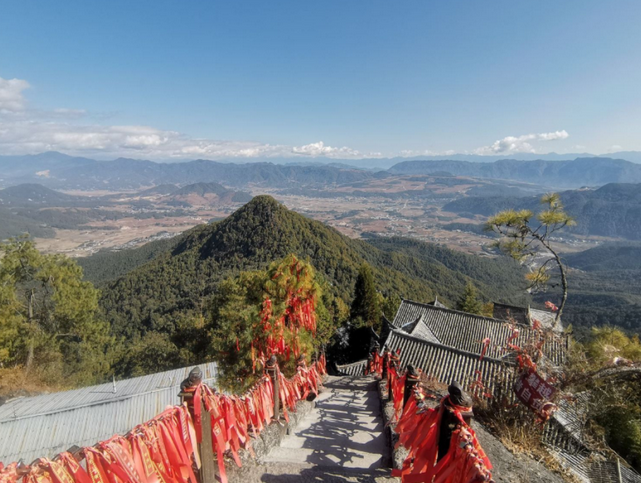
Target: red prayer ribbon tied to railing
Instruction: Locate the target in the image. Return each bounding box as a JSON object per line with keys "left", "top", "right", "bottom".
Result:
{"left": 387, "top": 365, "right": 407, "bottom": 421}
{"left": 391, "top": 390, "right": 493, "bottom": 483}
{"left": 371, "top": 350, "right": 493, "bottom": 483}
{"left": 364, "top": 352, "right": 383, "bottom": 376}
{"left": 0, "top": 355, "right": 327, "bottom": 483}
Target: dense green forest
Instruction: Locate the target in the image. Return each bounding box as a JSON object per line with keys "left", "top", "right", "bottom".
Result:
{"left": 0, "top": 208, "right": 55, "bottom": 240}
{"left": 546, "top": 243, "right": 641, "bottom": 338}
{"left": 78, "top": 235, "right": 184, "bottom": 284}
{"left": 564, "top": 242, "right": 641, "bottom": 271}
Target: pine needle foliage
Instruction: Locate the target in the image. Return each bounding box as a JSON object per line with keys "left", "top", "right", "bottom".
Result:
{"left": 486, "top": 193, "right": 576, "bottom": 325}
{"left": 456, "top": 282, "right": 484, "bottom": 315}
{"left": 209, "top": 255, "right": 340, "bottom": 392}
{"left": 0, "top": 238, "right": 113, "bottom": 392}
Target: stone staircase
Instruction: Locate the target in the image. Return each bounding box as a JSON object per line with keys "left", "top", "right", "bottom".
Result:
{"left": 237, "top": 376, "right": 397, "bottom": 482}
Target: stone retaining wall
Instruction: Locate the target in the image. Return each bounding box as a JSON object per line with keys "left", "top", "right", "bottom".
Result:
{"left": 377, "top": 379, "right": 408, "bottom": 471}
{"left": 226, "top": 398, "right": 316, "bottom": 483}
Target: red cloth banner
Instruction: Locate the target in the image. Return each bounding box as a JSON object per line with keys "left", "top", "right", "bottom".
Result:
{"left": 0, "top": 356, "right": 327, "bottom": 483}
{"left": 513, "top": 368, "right": 557, "bottom": 420}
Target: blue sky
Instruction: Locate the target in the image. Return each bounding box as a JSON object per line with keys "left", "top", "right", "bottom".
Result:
{"left": 1, "top": 0, "right": 640, "bottom": 160}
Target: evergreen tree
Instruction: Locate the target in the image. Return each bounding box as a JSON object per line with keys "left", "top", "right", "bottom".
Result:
{"left": 209, "top": 255, "right": 340, "bottom": 391}
{"left": 350, "top": 264, "right": 381, "bottom": 330}
{"left": 486, "top": 193, "right": 575, "bottom": 325}
{"left": 457, "top": 282, "right": 483, "bottom": 315}
{"left": 381, "top": 293, "right": 402, "bottom": 321}
{"left": 0, "top": 238, "right": 113, "bottom": 390}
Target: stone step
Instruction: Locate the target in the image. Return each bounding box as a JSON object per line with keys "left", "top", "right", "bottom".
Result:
{"left": 243, "top": 462, "right": 398, "bottom": 482}
{"left": 263, "top": 376, "right": 390, "bottom": 471}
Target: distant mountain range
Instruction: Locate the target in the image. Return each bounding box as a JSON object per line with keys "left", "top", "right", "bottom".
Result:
{"left": 443, "top": 183, "right": 641, "bottom": 240}
{"left": 0, "top": 152, "right": 374, "bottom": 190}
{"left": 389, "top": 158, "right": 641, "bottom": 188}
{"left": 2, "top": 151, "right": 641, "bottom": 190}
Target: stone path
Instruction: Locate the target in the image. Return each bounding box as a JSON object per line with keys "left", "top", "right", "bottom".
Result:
{"left": 255, "top": 375, "right": 397, "bottom": 482}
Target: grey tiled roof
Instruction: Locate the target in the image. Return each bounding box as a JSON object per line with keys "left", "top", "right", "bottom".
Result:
{"left": 622, "top": 464, "right": 641, "bottom": 483}
{"left": 492, "top": 302, "right": 563, "bottom": 332}
{"left": 408, "top": 319, "right": 440, "bottom": 343}
{"left": 430, "top": 297, "right": 448, "bottom": 309}
{"left": 389, "top": 300, "right": 636, "bottom": 483}
{"left": 392, "top": 300, "right": 566, "bottom": 365}
{"left": 547, "top": 448, "right": 641, "bottom": 483}
{"left": 383, "top": 330, "right": 513, "bottom": 398}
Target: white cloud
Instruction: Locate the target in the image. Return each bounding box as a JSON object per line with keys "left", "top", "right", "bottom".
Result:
{"left": 0, "top": 76, "right": 585, "bottom": 161}
{"left": 474, "top": 130, "right": 569, "bottom": 155}
{"left": 399, "top": 149, "right": 456, "bottom": 157}
{"left": 0, "top": 76, "right": 374, "bottom": 160}
{"left": 0, "top": 77, "right": 30, "bottom": 113}
{"left": 291, "top": 141, "right": 363, "bottom": 158}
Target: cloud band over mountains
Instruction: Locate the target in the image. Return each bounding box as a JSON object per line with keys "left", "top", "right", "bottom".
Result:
{"left": 1, "top": 75, "right": 570, "bottom": 160}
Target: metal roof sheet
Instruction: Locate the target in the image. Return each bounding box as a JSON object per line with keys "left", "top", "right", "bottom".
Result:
{"left": 0, "top": 362, "right": 217, "bottom": 465}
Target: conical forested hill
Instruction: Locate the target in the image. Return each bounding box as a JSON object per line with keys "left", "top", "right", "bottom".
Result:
{"left": 96, "top": 195, "right": 527, "bottom": 339}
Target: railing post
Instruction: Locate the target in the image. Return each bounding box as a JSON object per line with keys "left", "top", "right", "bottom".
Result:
{"left": 382, "top": 349, "right": 389, "bottom": 381}
{"left": 404, "top": 364, "right": 420, "bottom": 407}
{"left": 199, "top": 396, "right": 216, "bottom": 483}
{"left": 616, "top": 458, "right": 623, "bottom": 483}
{"left": 266, "top": 355, "right": 280, "bottom": 420}
{"left": 388, "top": 352, "right": 400, "bottom": 401}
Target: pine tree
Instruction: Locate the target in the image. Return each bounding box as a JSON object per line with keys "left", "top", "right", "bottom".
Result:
{"left": 209, "top": 255, "right": 339, "bottom": 391}
{"left": 382, "top": 293, "right": 402, "bottom": 321}
{"left": 457, "top": 282, "right": 483, "bottom": 315}
{"left": 0, "top": 238, "right": 113, "bottom": 390}
{"left": 350, "top": 264, "right": 381, "bottom": 330}
{"left": 486, "top": 193, "right": 575, "bottom": 325}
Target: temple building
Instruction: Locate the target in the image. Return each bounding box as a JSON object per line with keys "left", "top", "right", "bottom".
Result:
{"left": 338, "top": 298, "right": 640, "bottom": 483}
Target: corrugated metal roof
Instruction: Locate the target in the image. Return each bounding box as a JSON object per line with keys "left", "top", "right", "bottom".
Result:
{"left": 0, "top": 362, "right": 217, "bottom": 465}
{"left": 392, "top": 300, "right": 566, "bottom": 365}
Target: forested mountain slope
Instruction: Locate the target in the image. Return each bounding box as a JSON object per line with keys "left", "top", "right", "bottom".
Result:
{"left": 95, "top": 196, "right": 527, "bottom": 339}
{"left": 564, "top": 243, "right": 641, "bottom": 272}
{"left": 443, "top": 183, "right": 641, "bottom": 240}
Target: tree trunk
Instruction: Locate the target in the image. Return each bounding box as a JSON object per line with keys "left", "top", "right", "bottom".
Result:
{"left": 551, "top": 249, "right": 568, "bottom": 327}
{"left": 25, "top": 289, "right": 35, "bottom": 373}
{"left": 536, "top": 237, "right": 567, "bottom": 329}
